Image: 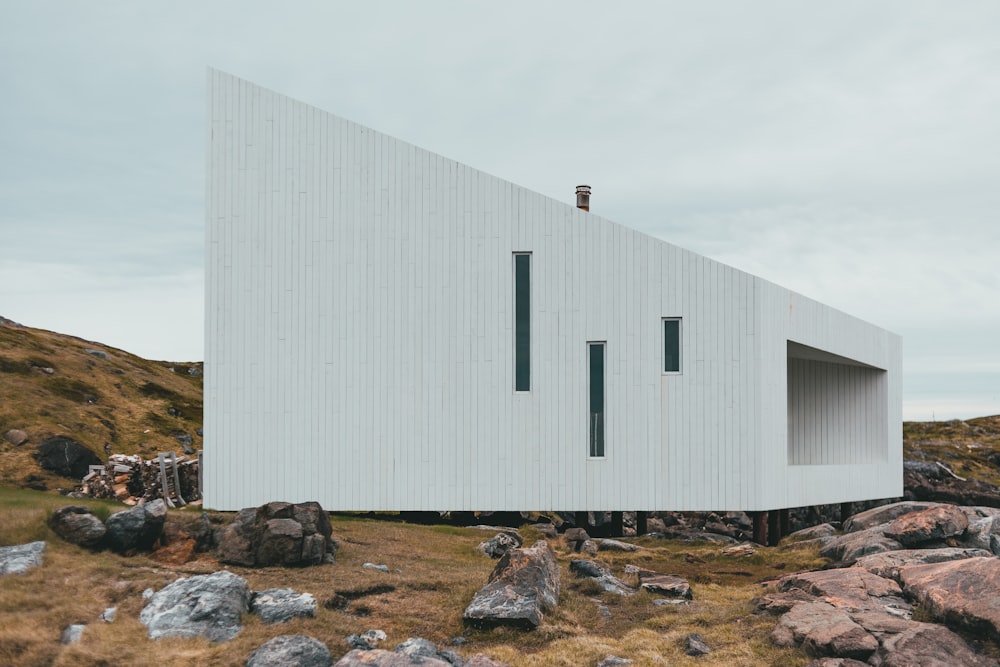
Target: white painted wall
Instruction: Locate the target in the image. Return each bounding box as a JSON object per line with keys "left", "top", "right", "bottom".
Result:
{"left": 205, "top": 69, "right": 902, "bottom": 512}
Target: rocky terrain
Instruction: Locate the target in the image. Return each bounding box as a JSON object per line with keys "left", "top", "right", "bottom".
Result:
{"left": 4, "top": 316, "right": 1000, "bottom": 665}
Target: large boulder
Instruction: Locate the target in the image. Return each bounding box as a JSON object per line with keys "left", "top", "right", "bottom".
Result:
{"left": 250, "top": 588, "right": 317, "bottom": 624}
{"left": 770, "top": 600, "right": 878, "bottom": 661}
{"left": 898, "top": 557, "right": 1000, "bottom": 640}
{"left": 49, "top": 505, "right": 106, "bottom": 547}
{"left": 218, "top": 501, "right": 336, "bottom": 567}
{"left": 463, "top": 540, "right": 560, "bottom": 629}
{"left": 0, "top": 541, "right": 45, "bottom": 575}
{"left": 139, "top": 570, "right": 251, "bottom": 642}
{"left": 33, "top": 436, "right": 101, "bottom": 479}
{"left": 105, "top": 499, "right": 167, "bottom": 554}
{"left": 777, "top": 568, "right": 910, "bottom": 616}
{"left": 819, "top": 525, "right": 903, "bottom": 565}
{"left": 842, "top": 502, "right": 943, "bottom": 533}
{"left": 854, "top": 547, "right": 991, "bottom": 581}
{"left": 247, "top": 635, "right": 332, "bottom": 667}
{"left": 876, "top": 622, "right": 999, "bottom": 667}
{"left": 883, "top": 505, "right": 968, "bottom": 546}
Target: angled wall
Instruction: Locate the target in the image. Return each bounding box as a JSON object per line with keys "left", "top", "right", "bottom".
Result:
{"left": 205, "top": 69, "right": 902, "bottom": 512}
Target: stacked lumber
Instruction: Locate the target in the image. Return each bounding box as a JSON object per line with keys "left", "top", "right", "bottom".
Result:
{"left": 78, "top": 453, "right": 201, "bottom": 506}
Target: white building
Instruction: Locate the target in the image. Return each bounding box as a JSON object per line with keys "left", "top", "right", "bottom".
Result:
{"left": 205, "top": 69, "right": 902, "bottom": 518}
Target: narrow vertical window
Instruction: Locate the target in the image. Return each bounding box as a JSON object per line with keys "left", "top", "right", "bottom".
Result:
{"left": 663, "top": 318, "right": 681, "bottom": 373}
{"left": 514, "top": 253, "right": 531, "bottom": 391}
{"left": 589, "top": 342, "right": 605, "bottom": 457}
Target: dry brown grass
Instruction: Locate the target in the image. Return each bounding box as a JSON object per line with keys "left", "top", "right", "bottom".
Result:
{"left": 904, "top": 415, "right": 1000, "bottom": 486}
{"left": 0, "top": 489, "right": 825, "bottom": 666}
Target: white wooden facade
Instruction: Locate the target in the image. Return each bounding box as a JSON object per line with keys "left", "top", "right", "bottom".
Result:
{"left": 204, "top": 69, "right": 902, "bottom": 513}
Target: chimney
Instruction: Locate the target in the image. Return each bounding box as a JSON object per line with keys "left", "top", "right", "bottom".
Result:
{"left": 575, "top": 185, "right": 591, "bottom": 212}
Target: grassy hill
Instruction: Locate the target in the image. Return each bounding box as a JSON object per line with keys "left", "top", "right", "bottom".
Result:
{"left": 0, "top": 318, "right": 202, "bottom": 490}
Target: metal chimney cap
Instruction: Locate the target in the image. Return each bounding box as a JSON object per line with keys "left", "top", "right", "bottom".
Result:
{"left": 575, "top": 185, "right": 591, "bottom": 195}
{"left": 575, "top": 185, "right": 591, "bottom": 211}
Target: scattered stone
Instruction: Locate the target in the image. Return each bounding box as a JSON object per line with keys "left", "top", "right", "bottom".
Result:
{"left": 818, "top": 524, "right": 903, "bottom": 564}
{"left": 597, "top": 656, "right": 633, "bottom": 667}
{"left": 854, "top": 547, "right": 991, "bottom": 581}
{"left": 364, "top": 562, "right": 390, "bottom": 573}
{"left": 449, "top": 637, "right": 467, "bottom": 646}
{"left": 653, "top": 598, "right": 690, "bottom": 607}
{"left": 61, "top": 624, "right": 86, "bottom": 645}
{"left": 770, "top": 601, "right": 878, "bottom": 661}
{"left": 684, "top": 632, "right": 712, "bottom": 656}
{"left": 598, "top": 604, "right": 611, "bottom": 618}
{"left": 842, "top": 501, "right": 942, "bottom": 533}
{"left": 99, "top": 606, "right": 117, "bottom": 623}
{"left": 139, "top": 570, "right": 251, "bottom": 642}
{"left": 217, "top": 501, "right": 337, "bottom": 567}
{"left": 569, "top": 559, "right": 634, "bottom": 596}
{"left": 49, "top": 505, "right": 107, "bottom": 547}
{"left": 898, "top": 556, "right": 1000, "bottom": 639}
{"left": 563, "top": 527, "right": 590, "bottom": 551}
{"left": 529, "top": 523, "right": 557, "bottom": 538}
{"left": 477, "top": 531, "right": 523, "bottom": 559}
{"left": 105, "top": 499, "right": 167, "bottom": 554}
{"left": 175, "top": 432, "right": 195, "bottom": 455}
{"left": 465, "top": 655, "right": 509, "bottom": 667}
{"left": 884, "top": 504, "right": 969, "bottom": 546}
{"left": 875, "top": 622, "right": 998, "bottom": 667}
{"left": 802, "top": 659, "right": 869, "bottom": 667}
{"left": 3, "top": 429, "right": 28, "bottom": 446}
{"left": 247, "top": 634, "right": 333, "bottom": 667}
{"left": 720, "top": 543, "right": 755, "bottom": 558}
{"left": 463, "top": 540, "right": 560, "bottom": 629}
{"left": 962, "top": 513, "right": 1000, "bottom": 554}
{"left": 34, "top": 436, "right": 102, "bottom": 479}
{"left": 395, "top": 637, "right": 439, "bottom": 658}
{"left": 84, "top": 348, "right": 109, "bottom": 359}
{"left": 346, "top": 629, "right": 388, "bottom": 650}
{"left": 635, "top": 568, "right": 692, "bottom": 599}
{"left": 334, "top": 649, "right": 449, "bottom": 666}
{"left": 251, "top": 588, "right": 317, "bottom": 624}
{"left": 598, "top": 539, "right": 639, "bottom": 552}
{"left": 0, "top": 541, "right": 45, "bottom": 575}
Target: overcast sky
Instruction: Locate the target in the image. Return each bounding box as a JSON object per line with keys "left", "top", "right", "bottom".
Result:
{"left": 1, "top": 2, "right": 998, "bottom": 421}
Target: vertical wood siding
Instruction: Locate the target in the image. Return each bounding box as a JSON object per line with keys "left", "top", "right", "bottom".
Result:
{"left": 205, "top": 69, "right": 902, "bottom": 512}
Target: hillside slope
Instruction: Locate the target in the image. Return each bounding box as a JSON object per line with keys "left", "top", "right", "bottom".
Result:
{"left": 0, "top": 317, "right": 202, "bottom": 490}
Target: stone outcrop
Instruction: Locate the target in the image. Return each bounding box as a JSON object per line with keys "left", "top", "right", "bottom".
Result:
{"left": 217, "top": 501, "right": 336, "bottom": 567}
{"left": 105, "top": 499, "right": 167, "bottom": 554}
{"left": 476, "top": 531, "right": 522, "bottom": 559}
{"left": 818, "top": 525, "right": 903, "bottom": 565}
{"left": 569, "top": 559, "right": 634, "bottom": 596}
{"left": 770, "top": 601, "right": 878, "bottom": 661}
{"left": 247, "top": 635, "right": 333, "bottom": 667}
{"left": 250, "top": 588, "right": 317, "bottom": 624}
{"left": 877, "top": 623, "right": 998, "bottom": 667}
{"left": 0, "top": 541, "right": 45, "bottom": 575}
{"left": 841, "top": 502, "right": 943, "bottom": 533}
{"left": 49, "top": 505, "right": 107, "bottom": 547}
{"left": 898, "top": 557, "right": 1000, "bottom": 640}
{"left": 463, "top": 540, "right": 560, "bottom": 629}
{"left": 33, "top": 436, "right": 101, "bottom": 479}
{"left": 139, "top": 570, "right": 251, "bottom": 642}
{"left": 883, "top": 504, "right": 968, "bottom": 546}
{"left": 854, "top": 547, "right": 991, "bottom": 580}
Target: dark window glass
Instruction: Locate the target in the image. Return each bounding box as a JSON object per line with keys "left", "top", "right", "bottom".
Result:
{"left": 664, "top": 318, "right": 681, "bottom": 373}
{"left": 589, "top": 342, "right": 605, "bottom": 457}
{"left": 514, "top": 254, "right": 530, "bottom": 391}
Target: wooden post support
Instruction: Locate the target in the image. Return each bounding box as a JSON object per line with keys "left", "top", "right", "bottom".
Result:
{"left": 779, "top": 508, "right": 790, "bottom": 539}
{"left": 575, "top": 511, "right": 590, "bottom": 532}
{"left": 751, "top": 511, "right": 768, "bottom": 546}
{"left": 636, "top": 511, "right": 648, "bottom": 536}
{"left": 767, "top": 511, "right": 780, "bottom": 546}
{"left": 840, "top": 502, "right": 853, "bottom": 525}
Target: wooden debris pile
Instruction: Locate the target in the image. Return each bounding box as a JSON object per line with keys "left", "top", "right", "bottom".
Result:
{"left": 78, "top": 453, "right": 201, "bottom": 506}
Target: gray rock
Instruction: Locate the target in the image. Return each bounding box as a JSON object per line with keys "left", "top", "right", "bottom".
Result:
{"left": 464, "top": 655, "right": 508, "bottom": 667}
{"left": 49, "top": 505, "right": 107, "bottom": 547}
{"left": 598, "top": 539, "right": 639, "bottom": 552}
{"left": 346, "top": 629, "right": 387, "bottom": 650}
{"left": 842, "top": 501, "right": 943, "bottom": 533}
{"left": 883, "top": 505, "right": 968, "bottom": 546}
{"left": 334, "top": 649, "right": 450, "bottom": 666}
{"left": 0, "top": 541, "right": 45, "bottom": 575}
{"left": 364, "top": 562, "right": 390, "bottom": 573}
{"left": 597, "top": 656, "right": 633, "bottom": 667}
{"left": 463, "top": 540, "right": 560, "bottom": 629}
{"left": 3, "top": 428, "right": 28, "bottom": 446}
{"left": 786, "top": 523, "right": 837, "bottom": 541}
{"left": 569, "top": 559, "right": 634, "bottom": 596}
{"left": 34, "top": 436, "right": 102, "bottom": 479}
{"left": 960, "top": 514, "right": 1000, "bottom": 554}
{"left": 530, "top": 523, "right": 558, "bottom": 538}
{"left": 876, "top": 622, "right": 998, "bottom": 667}
{"left": 395, "top": 637, "right": 439, "bottom": 658}
{"left": 247, "top": 634, "right": 333, "bottom": 667}
{"left": 250, "top": 588, "right": 317, "bottom": 624}
{"left": 563, "top": 527, "right": 590, "bottom": 551}
{"left": 653, "top": 598, "right": 690, "bottom": 607}
{"left": 770, "top": 601, "right": 878, "bottom": 661}
{"left": 61, "top": 624, "right": 86, "bottom": 644}
{"left": 105, "top": 499, "right": 167, "bottom": 554}
{"left": 217, "top": 501, "right": 336, "bottom": 567}
{"left": 99, "top": 606, "right": 117, "bottom": 623}
{"left": 684, "top": 632, "right": 711, "bottom": 656}
{"left": 635, "top": 568, "right": 692, "bottom": 599}
{"left": 819, "top": 524, "right": 903, "bottom": 564}
{"left": 139, "top": 570, "right": 251, "bottom": 642}
{"left": 477, "top": 531, "right": 523, "bottom": 559}
{"left": 175, "top": 433, "right": 195, "bottom": 455}
{"left": 84, "top": 348, "right": 109, "bottom": 359}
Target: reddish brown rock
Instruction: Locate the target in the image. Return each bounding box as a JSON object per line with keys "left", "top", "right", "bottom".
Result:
{"left": 898, "top": 557, "right": 1000, "bottom": 640}
{"left": 819, "top": 526, "right": 904, "bottom": 565}
{"left": 884, "top": 505, "right": 968, "bottom": 547}
{"left": 854, "top": 547, "right": 990, "bottom": 581}
{"left": 877, "top": 622, "right": 999, "bottom": 667}
{"left": 463, "top": 541, "right": 560, "bottom": 629}
{"left": 770, "top": 601, "right": 878, "bottom": 660}
{"left": 635, "top": 569, "right": 692, "bottom": 599}
{"left": 778, "top": 568, "right": 909, "bottom": 614}
{"left": 843, "top": 502, "right": 943, "bottom": 533}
